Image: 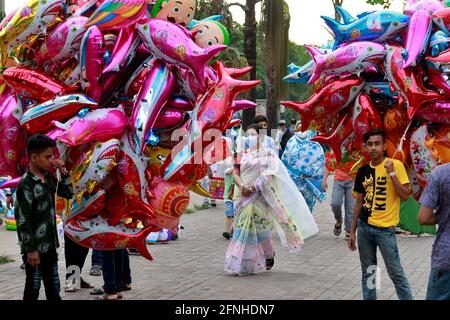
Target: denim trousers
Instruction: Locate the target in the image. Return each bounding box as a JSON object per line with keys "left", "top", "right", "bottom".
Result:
{"left": 91, "top": 250, "right": 102, "bottom": 267}
{"left": 426, "top": 268, "right": 450, "bottom": 300}
{"left": 101, "top": 249, "right": 132, "bottom": 294}
{"left": 357, "top": 220, "right": 413, "bottom": 300}
{"left": 23, "top": 247, "right": 61, "bottom": 301}
{"left": 331, "top": 179, "right": 355, "bottom": 232}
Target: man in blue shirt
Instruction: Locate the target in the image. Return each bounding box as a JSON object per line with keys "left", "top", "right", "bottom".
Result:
{"left": 418, "top": 163, "right": 450, "bottom": 300}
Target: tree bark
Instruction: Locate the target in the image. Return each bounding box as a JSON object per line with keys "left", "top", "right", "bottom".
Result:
{"left": 242, "top": 0, "right": 259, "bottom": 130}
{"left": 332, "top": 0, "right": 344, "bottom": 22}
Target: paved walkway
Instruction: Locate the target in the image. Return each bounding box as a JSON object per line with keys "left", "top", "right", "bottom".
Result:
{"left": 0, "top": 178, "right": 434, "bottom": 300}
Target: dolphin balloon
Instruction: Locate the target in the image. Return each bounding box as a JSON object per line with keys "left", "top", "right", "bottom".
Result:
{"left": 281, "top": 76, "right": 365, "bottom": 130}
{"left": 403, "top": 9, "right": 432, "bottom": 68}
{"left": 137, "top": 18, "right": 227, "bottom": 87}
{"left": 321, "top": 9, "right": 409, "bottom": 48}
{"left": 305, "top": 42, "right": 386, "bottom": 84}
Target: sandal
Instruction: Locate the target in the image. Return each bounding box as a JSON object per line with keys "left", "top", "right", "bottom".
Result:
{"left": 80, "top": 277, "right": 94, "bottom": 289}
{"left": 333, "top": 223, "right": 342, "bottom": 237}
{"left": 89, "top": 265, "right": 102, "bottom": 276}
{"left": 266, "top": 252, "right": 275, "bottom": 271}
{"left": 95, "top": 293, "right": 119, "bottom": 301}
{"left": 90, "top": 288, "right": 104, "bottom": 295}
{"left": 345, "top": 232, "right": 350, "bottom": 241}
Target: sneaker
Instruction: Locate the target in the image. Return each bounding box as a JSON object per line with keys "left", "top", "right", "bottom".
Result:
{"left": 128, "top": 248, "right": 140, "bottom": 255}
{"left": 65, "top": 281, "right": 78, "bottom": 292}
{"left": 222, "top": 232, "right": 231, "bottom": 240}
{"left": 20, "top": 263, "right": 25, "bottom": 270}
{"left": 211, "top": 201, "right": 217, "bottom": 207}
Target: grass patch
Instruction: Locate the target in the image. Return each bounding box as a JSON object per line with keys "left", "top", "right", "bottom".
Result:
{"left": 0, "top": 254, "right": 14, "bottom": 265}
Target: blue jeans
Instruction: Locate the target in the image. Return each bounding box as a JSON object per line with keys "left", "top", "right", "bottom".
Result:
{"left": 101, "top": 249, "right": 131, "bottom": 294}
{"left": 426, "top": 268, "right": 450, "bottom": 300}
{"left": 23, "top": 248, "right": 61, "bottom": 301}
{"left": 331, "top": 179, "right": 355, "bottom": 232}
{"left": 91, "top": 250, "right": 102, "bottom": 267}
{"left": 357, "top": 220, "right": 413, "bottom": 300}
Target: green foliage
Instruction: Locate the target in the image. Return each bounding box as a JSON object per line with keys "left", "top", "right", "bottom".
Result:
{"left": 366, "top": 0, "right": 393, "bottom": 9}
{"left": 0, "top": 254, "right": 14, "bottom": 265}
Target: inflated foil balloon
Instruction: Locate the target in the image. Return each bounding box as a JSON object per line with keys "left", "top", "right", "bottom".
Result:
{"left": 416, "top": 101, "right": 450, "bottom": 124}
{"left": 70, "top": 138, "right": 120, "bottom": 201}
{"left": 130, "top": 59, "right": 176, "bottom": 154}
{"left": 147, "top": 176, "right": 190, "bottom": 230}
{"left": 20, "top": 94, "right": 97, "bottom": 134}
{"left": 432, "top": 7, "right": 450, "bottom": 33}
{"left": 426, "top": 66, "right": 450, "bottom": 96}
{"left": 404, "top": 0, "right": 444, "bottom": 15}
{"left": 410, "top": 125, "right": 438, "bottom": 187}
{"left": 162, "top": 62, "right": 260, "bottom": 181}
{"left": 2, "top": 67, "right": 78, "bottom": 101}
{"left": 151, "top": 0, "right": 197, "bottom": 27}
{"left": 0, "top": 94, "right": 27, "bottom": 178}
{"left": 137, "top": 18, "right": 227, "bottom": 87}
{"left": 85, "top": 0, "right": 149, "bottom": 30}
{"left": 54, "top": 106, "right": 127, "bottom": 147}
{"left": 426, "top": 48, "right": 450, "bottom": 72}
{"left": 154, "top": 108, "right": 186, "bottom": 130}
{"left": 115, "top": 129, "right": 152, "bottom": 206}
{"left": 321, "top": 7, "right": 409, "bottom": 48}
{"left": 403, "top": 9, "right": 432, "bottom": 68}
{"left": 64, "top": 216, "right": 155, "bottom": 260}
{"left": 429, "top": 30, "right": 450, "bottom": 57}
{"left": 191, "top": 20, "right": 229, "bottom": 64}
{"left": 80, "top": 26, "right": 105, "bottom": 103}
{"left": 281, "top": 76, "right": 365, "bottom": 130}
{"left": 312, "top": 114, "right": 354, "bottom": 163}
{"left": 384, "top": 43, "right": 444, "bottom": 118}
{"left": 0, "top": 0, "right": 65, "bottom": 69}
{"left": 304, "top": 42, "right": 386, "bottom": 84}
{"left": 36, "top": 16, "right": 89, "bottom": 69}
{"left": 351, "top": 92, "right": 383, "bottom": 148}
{"left": 425, "top": 125, "right": 450, "bottom": 164}
{"left": 69, "top": 0, "right": 99, "bottom": 17}
{"left": 102, "top": 27, "right": 140, "bottom": 74}
{"left": 64, "top": 189, "right": 107, "bottom": 222}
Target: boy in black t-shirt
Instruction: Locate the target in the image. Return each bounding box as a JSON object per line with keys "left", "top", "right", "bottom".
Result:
{"left": 348, "top": 129, "right": 413, "bottom": 300}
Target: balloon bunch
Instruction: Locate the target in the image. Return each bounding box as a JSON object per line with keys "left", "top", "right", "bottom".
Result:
{"left": 283, "top": 0, "right": 450, "bottom": 200}
{"left": 0, "top": 0, "right": 260, "bottom": 260}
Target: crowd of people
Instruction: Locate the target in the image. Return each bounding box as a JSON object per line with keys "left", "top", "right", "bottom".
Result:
{"left": 3, "top": 115, "right": 449, "bottom": 301}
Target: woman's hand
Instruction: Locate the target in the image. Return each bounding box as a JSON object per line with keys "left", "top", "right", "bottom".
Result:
{"left": 241, "top": 184, "right": 256, "bottom": 196}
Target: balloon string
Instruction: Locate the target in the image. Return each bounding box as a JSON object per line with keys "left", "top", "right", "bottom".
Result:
{"left": 393, "top": 119, "right": 413, "bottom": 159}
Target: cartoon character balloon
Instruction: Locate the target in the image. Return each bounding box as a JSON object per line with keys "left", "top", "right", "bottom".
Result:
{"left": 151, "top": 0, "right": 197, "bottom": 27}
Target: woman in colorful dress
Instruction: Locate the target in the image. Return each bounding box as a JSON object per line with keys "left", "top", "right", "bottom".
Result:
{"left": 224, "top": 124, "right": 318, "bottom": 275}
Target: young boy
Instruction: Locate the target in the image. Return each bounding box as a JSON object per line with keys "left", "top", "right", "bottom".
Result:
{"left": 348, "top": 129, "right": 412, "bottom": 300}
{"left": 15, "top": 134, "right": 73, "bottom": 300}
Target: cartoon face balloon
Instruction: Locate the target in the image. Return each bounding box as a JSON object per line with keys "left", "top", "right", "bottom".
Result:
{"left": 191, "top": 20, "right": 230, "bottom": 48}
{"left": 151, "top": 0, "right": 197, "bottom": 27}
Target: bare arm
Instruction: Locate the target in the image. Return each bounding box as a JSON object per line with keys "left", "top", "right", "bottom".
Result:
{"left": 233, "top": 170, "right": 254, "bottom": 196}
{"left": 390, "top": 177, "right": 411, "bottom": 201}
{"left": 418, "top": 205, "right": 438, "bottom": 225}
{"left": 322, "top": 168, "right": 330, "bottom": 192}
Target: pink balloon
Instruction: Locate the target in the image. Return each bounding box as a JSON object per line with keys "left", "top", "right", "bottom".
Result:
{"left": 426, "top": 66, "right": 450, "bottom": 96}
{"left": 0, "top": 177, "right": 21, "bottom": 189}
{"left": 0, "top": 94, "right": 27, "bottom": 178}
{"left": 103, "top": 27, "right": 140, "bottom": 74}
{"left": 403, "top": 10, "right": 432, "bottom": 68}
{"left": 137, "top": 18, "right": 227, "bottom": 87}
{"left": 54, "top": 106, "right": 128, "bottom": 147}
{"left": 130, "top": 59, "right": 176, "bottom": 154}
{"left": 305, "top": 42, "right": 386, "bottom": 84}
{"left": 36, "top": 16, "right": 89, "bottom": 68}
{"left": 166, "top": 96, "right": 194, "bottom": 112}
{"left": 80, "top": 26, "right": 105, "bottom": 102}
{"left": 20, "top": 94, "right": 98, "bottom": 134}
{"left": 154, "top": 108, "right": 186, "bottom": 129}
{"left": 416, "top": 100, "right": 450, "bottom": 124}
{"left": 0, "top": 7, "right": 19, "bottom": 32}
{"left": 162, "top": 62, "right": 260, "bottom": 181}
{"left": 404, "top": 0, "right": 444, "bottom": 15}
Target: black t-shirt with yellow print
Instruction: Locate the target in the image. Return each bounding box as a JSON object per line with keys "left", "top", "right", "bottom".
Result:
{"left": 353, "top": 158, "right": 410, "bottom": 228}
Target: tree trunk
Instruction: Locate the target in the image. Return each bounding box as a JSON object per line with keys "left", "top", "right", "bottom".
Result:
{"left": 332, "top": 0, "right": 344, "bottom": 22}
{"left": 241, "top": 0, "right": 259, "bottom": 130}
